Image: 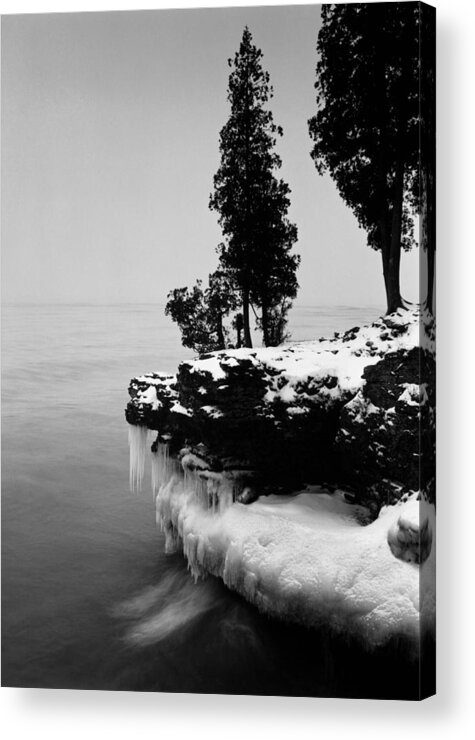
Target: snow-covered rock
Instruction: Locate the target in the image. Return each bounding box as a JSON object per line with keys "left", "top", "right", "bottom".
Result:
{"left": 125, "top": 307, "right": 435, "bottom": 506}
{"left": 336, "top": 345, "right": 435, "bottom": 507}
{"left": 126, "top": 373, "right": 177, "bottom": 428}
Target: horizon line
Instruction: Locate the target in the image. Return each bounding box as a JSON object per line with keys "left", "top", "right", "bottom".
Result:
{"left": 1, "top": 300, "right": 386, "bottom": 308}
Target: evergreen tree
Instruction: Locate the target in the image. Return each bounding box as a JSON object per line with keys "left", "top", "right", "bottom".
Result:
{"left": 308, "top": 3, "right": 421, "bottom": 314}
{"left": 210, "top": 27, "right": 299, "bottom": 347}
{"left": 165, "top": 270, "right": 238, "bottom": 354}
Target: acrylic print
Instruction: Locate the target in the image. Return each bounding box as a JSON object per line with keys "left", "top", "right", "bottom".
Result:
{"left": 1, "top": 3, "right": 435, "bottom": 699}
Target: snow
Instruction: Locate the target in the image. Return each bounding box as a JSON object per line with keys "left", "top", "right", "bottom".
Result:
{"left": 180, "top": 452, "right": 211, "bottom": 472}
{"left": 135, "top": 373, "right": 175, "bottom": 387}
{"left": 343, "top": 390, "right": 380, "bottom": 424}
{"left": 170, "top": 401, "right": 192, "bottom": 417}
{"left": 200, "top": 404, "right": 224, "bottom": 418}
{"left": 184, "top": 307, "right": 430, "bottom": 410}
{"left": 286, "top": 406, "right": 308, "bottom": 416}
{"left": 148, "top": 442, "right": 435, "bottom": 647}
{"left": 398, "top": 383, "right": 428, "bottom": 407}
{"left": 188, "top": 355, "right": 228, "bottom": 381}
{"left": 136, "top": 385, "right": 160, "bottom": 409}
{"left": 387, "top": 499, "right": 433, "bottom": 564}
{"left": 396, "top": 499, "right": 421, "bottom": 531}
{"left": 128, "top": 307, "right": 434, "bottom": 425}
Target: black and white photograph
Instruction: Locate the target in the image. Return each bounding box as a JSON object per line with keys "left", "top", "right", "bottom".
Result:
{"left": 2, "top": 1, "right": 435, "bottom": 701}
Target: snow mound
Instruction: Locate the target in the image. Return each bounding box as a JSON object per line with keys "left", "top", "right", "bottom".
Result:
{"left": 149, "top": 442, "right": 435, "bottom": 647}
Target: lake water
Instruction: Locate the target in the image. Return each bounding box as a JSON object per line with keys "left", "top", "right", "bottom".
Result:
{"left": 1, "top": 303, "right": 419, "bottom": 697}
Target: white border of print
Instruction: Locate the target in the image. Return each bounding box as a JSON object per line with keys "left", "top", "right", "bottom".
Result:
{"left": 1, "top": 0, "right": 474, "bottom": 739}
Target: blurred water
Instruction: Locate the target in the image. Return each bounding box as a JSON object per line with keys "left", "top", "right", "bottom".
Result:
{"left": 2, "top": 302, "right": 418, "bottom": 697}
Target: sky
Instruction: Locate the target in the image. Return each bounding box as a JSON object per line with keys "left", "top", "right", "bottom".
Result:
{"left": 1, "top": 5, "right": 420, "bottom": 308}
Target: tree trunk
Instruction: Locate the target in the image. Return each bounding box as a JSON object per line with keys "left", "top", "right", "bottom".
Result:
{"left": 379, "top": 217, "right": 396, "bottom": 314}
{"left": 261, "top": 300, "right": 269, "bottom": 347}
{"left": 379, "top": 216, "right": 390, "bottom": 299}
{"left": 380, "top": 219, "right": 402, "bottom": 315}
{"left": 242, "top": 288, "right": 252, "bottom": 348}
{"left": 383, "top": 159, "right": 405, "bottom": 315}
{"left": 385, "top": 257, "right": 402, "bottom": 314}
{"left": 235, "top": 313, "right": 243, "bottom": 348}
{"left": 216, "top": 313, "right": 225, "bottom": 350}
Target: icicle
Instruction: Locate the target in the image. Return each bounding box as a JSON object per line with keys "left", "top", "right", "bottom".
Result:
{"left": 183, "top": 532, "right": 207, "bottom": 581}
{"left": 218, "top": 478, "right": 234, "bottom": 513}
{"left": 204, "top": 472, "right": 234, "bottom": 515}
{"left": 184, "top": 466, "right": 236, "bottom": 515}
{"left": 151, "top": 442, "right": 170, "bottom": 499}
{"left": 182, "top": 465, "right": 207, "bottom": 508}
{"left": 198, "top": 476, "right": 208, "bottom": 508}
{"left": 151, "top": 451, "right": 160, "bottom": 499}
{"left": 161, "top": 521, "right": 180, "bottom": 554}
{"left": 128, "top": 424, "right": 150, "bottom": 492}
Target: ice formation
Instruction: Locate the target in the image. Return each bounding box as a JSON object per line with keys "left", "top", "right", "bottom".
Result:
{"left": 154, "top": 448, "right": 238, "bottom": 554}
{"left": 151, "top": 442, "right": 173, "bottom": 497}
{"left": 131, "top": 440, "right": 435, "bottom": 647}
{"left": 128, "top": 424, "right": 150, "bottom": 492}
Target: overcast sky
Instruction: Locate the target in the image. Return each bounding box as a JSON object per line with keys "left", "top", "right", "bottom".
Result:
{"left": 1, "top": 5, "right": 419, "bottom": 307}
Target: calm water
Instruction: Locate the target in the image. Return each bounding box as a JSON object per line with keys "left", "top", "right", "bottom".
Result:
{"left": 2, "top": 303, "right": 418, "bottom": 697}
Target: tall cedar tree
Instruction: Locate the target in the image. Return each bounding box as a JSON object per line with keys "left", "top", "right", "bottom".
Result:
{"left": 210, "top": 27, "right": 299, "bottom": 347}
{"left": 308, "top": 3, "right": 423, "bottom": 314}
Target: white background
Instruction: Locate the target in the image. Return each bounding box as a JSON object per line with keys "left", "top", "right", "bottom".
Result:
{"left": 1, "top": 0, "right": 473, "bottom": 737}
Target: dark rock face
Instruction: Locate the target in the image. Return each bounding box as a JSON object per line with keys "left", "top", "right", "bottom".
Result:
{"left": 335, "top": 347, "right": 436, "bottom": 508}
{"left": 125, "top": 309, "right": 435, "bottom": 511}
{"left": 125, "top": 373, "right": 177, "bottom": 430}
{"left": 127, "top": 366, "right": 345, "bottom": 491}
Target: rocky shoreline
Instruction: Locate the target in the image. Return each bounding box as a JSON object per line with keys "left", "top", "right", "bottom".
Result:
{"left": 126, "top": 307, "right": 435, "bottom": 515}
{"left": 125, "top": 307, "right": 436, "bottom": 645}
